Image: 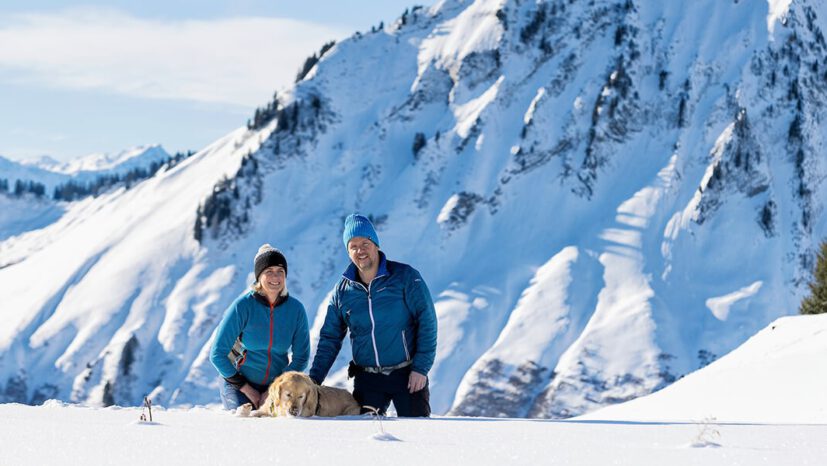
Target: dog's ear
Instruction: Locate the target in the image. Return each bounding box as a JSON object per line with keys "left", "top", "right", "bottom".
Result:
{"left": 270, "top": 383, "right": 281, "bottom": 414}
{"left": 304, "top": 384, "right": 319, "bottom": 416}
{"left": 266, "top": 398, "right": 276, "bottom": 416}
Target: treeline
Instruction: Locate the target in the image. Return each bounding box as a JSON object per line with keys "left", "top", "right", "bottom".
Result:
{"left": 246, "top": 40, "right": 336, "bottom": 131}
{"left": 296, "top": 40, "right": 336, "bottom": 83}
{"left": 1, "top": 150, "right": 194, "bottom": 202}
{"left": 0, "top": 179, "right": 47, "bottom": 198}
{"left": 53, "top": 150, "right": 194, "bottom": 201}
{"left": 53, "top": 161, "right": 159, "bottom": 201}
{"left": 193, "top": 152, "right": 259, "bottom": 243}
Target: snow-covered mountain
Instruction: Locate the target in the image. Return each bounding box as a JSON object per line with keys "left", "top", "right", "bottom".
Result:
{"left": 1, "top": 145, "right": 172, "bottom": 193}
{"left": 27, "top": 145, "right": 173, "bottom": 175}
{"left": 0, "top": 145, "right": 176, "bottom": 241}
{"left": 2, "top": 0, "right": 826, "bottom": 418}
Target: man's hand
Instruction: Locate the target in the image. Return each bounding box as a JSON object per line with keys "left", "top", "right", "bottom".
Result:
{"left": 240, "top": 383, "right": 261, "bottom": 408}
{"left": 408, "top": 371, "right": 427, "bottom": 393}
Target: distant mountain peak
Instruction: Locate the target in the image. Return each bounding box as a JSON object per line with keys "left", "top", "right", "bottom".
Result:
{"left": 51, "top": 144, "right": 170, "bottom": 175}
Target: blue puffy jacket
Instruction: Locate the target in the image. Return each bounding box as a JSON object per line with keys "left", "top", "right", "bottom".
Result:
{"left": 309, "top": 252, "right": 438, "bottom": 383}
{"left": 210, "top": 291, "right": 310, "bottom": 387}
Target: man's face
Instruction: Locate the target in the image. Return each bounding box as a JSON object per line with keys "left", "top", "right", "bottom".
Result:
{"left": 347, "top": 236, "right": 379, "bottom": 272}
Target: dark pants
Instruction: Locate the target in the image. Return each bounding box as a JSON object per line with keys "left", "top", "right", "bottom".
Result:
{"left": 219, "top": 380, "right": 268, "bottom": 410}
{"left": 352, "top": 367, "right": 430, "bottom": 417}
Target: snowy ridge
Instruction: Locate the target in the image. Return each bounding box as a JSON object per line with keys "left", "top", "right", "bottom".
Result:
{"left": 449, "top": 246, "right": 601, "bottom": 417}
{"left": 578, "top": 314, "right": 827, "bottom": 424}
{"left": 0, "top": 145, "right": 174, "bottom": 241}
{"left": 21, "top": 145, "right": 171, "bottom": 175}
{"left": 2, "top": 0, "right": 827, "bottom": 419}
{"left": 1, "top": 145, "right": 171, "bottom": 192}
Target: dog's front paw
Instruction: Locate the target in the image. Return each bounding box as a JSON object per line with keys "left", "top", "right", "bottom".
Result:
{"left": 236, "top": 403, "right": 254, "bottom": 417}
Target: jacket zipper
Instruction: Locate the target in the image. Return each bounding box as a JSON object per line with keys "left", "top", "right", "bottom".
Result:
{"left": 366, "top": 282, "right": 381, "bottom": 368}
{"left": 402, "top": 331, "right": 411, "bottom": 361}
{"left": 262, "top": 301, "right": 275, "bottom": 384}
{"left": 354, "top": 277, "right": 383, "bottom": 368}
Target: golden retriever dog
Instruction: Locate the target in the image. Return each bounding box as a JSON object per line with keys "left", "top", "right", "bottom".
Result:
{"left": 237, "top": 371, "right": 361, "bottom": 418}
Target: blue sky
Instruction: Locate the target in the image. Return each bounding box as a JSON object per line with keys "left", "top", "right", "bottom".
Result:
{"left": 0, "top": 1, "right": 428, "bottom": 161}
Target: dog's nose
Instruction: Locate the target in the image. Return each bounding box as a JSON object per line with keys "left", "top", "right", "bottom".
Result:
{"left": 289, "top": 407, "right": 298, "bottom": 416}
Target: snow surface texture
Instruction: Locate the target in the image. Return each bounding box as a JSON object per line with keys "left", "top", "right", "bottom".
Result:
{"left": 2, "top": 0, "right": 827, "bottom": 419}
{"left": 1, "top": 402, "right": 824, "bottom": 466}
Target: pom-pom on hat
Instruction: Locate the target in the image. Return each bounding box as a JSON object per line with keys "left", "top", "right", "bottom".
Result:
{"left": 342, "top": 214, "right": 380, "bottom": 249}
{"left": 254, "top": 244, "right": 287, "bottom": 280}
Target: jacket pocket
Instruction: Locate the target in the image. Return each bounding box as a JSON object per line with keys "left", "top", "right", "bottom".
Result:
{"left": 346, "top": 308, "right": 371, "bottom": 336}
{"left": 230, "top": 336, "right": 247, "bottom": 368}
{"left": 402, "top": 331, "right": 411, "bottom": 361}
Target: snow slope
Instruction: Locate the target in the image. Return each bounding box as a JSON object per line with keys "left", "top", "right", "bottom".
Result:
{"left": 2, "top": 0, "right": 827, "bottom": 419}
{"left": 578, "top": 314, "right": 827, "bottom": 424}
{"left": 0, "top": 195, "right": 64, "bottom": 243}
{"left": 0, "top": 145, "right": 173, "bottom": 241}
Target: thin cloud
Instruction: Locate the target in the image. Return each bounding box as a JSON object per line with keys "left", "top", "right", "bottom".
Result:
{"left": 0, "top": 8, "right": 349, "bottom": 106}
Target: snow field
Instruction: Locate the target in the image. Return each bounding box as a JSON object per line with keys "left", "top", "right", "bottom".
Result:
{"left": 0, "top": 402, "right": 824, "bottom": 466}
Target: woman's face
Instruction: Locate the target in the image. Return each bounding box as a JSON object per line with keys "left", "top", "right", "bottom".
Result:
{"left": 259, "top": 266, "right": 286, "bottom": 297}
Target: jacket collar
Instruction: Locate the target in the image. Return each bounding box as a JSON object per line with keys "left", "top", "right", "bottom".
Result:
{"left": 343, "top": 251, "right": 388, "bottom": 284}
{"left": 252, "top": 290, "right": 288, "bottom": 308}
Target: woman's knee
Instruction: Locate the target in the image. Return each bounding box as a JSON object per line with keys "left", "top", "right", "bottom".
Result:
{"left": 220, "top": 381, "right": 249, "bottom": 410}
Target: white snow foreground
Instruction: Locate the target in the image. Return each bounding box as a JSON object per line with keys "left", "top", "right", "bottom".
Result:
{"left": 2, "top": 316, "right": 827, "bottom": 465}
{"left": 0, "top": 402, "right": 824, "bottom": 466}
{"left": 579, "top": 314, "right": 827, "bottom": 424}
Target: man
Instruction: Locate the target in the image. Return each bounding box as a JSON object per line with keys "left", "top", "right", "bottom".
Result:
{"left": 309, "top": 214, "right": 438, "bottom": 417}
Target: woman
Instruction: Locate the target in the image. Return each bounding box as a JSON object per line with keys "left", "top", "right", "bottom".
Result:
{"left": 209, "top": 244, "right": 310, "bottom": 410}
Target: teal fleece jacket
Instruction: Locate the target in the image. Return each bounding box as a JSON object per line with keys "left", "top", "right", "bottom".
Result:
{"left": 210, "top": 291, "right": 310, "bottom": 387}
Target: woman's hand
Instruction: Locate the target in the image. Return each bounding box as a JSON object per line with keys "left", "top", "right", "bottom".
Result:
{"left": 240, "top": 383, "right": 261, "bottom": 408}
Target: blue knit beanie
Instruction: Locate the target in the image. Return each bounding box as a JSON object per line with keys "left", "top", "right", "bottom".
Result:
{"left": 342, "top": 214, "right": 380, "bottom": 248}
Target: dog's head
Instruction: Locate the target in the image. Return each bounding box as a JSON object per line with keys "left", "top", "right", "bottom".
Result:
{"left": 270, "top": 371, "right": 318, "bottom": 417}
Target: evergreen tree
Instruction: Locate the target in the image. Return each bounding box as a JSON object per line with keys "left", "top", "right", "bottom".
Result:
{"left": 193, "top": 204, "right": 204, "bottom": 244}
{"left": 30, "top": 180, "right": 46, "bottom": 197}
{"left": 319, "top": 40, "right": 335, "bottom": 58}
{"left": 800, "top": 240, "right": 827, "bottom": 315}
{"left": 412, "top": 132, "right": 427, "bottom": 159}
{"left": 11, "top": 179, "right": 45, "bottom": 197}
{"left": 296, "top": 53, "right": 319, "bottom": 83}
